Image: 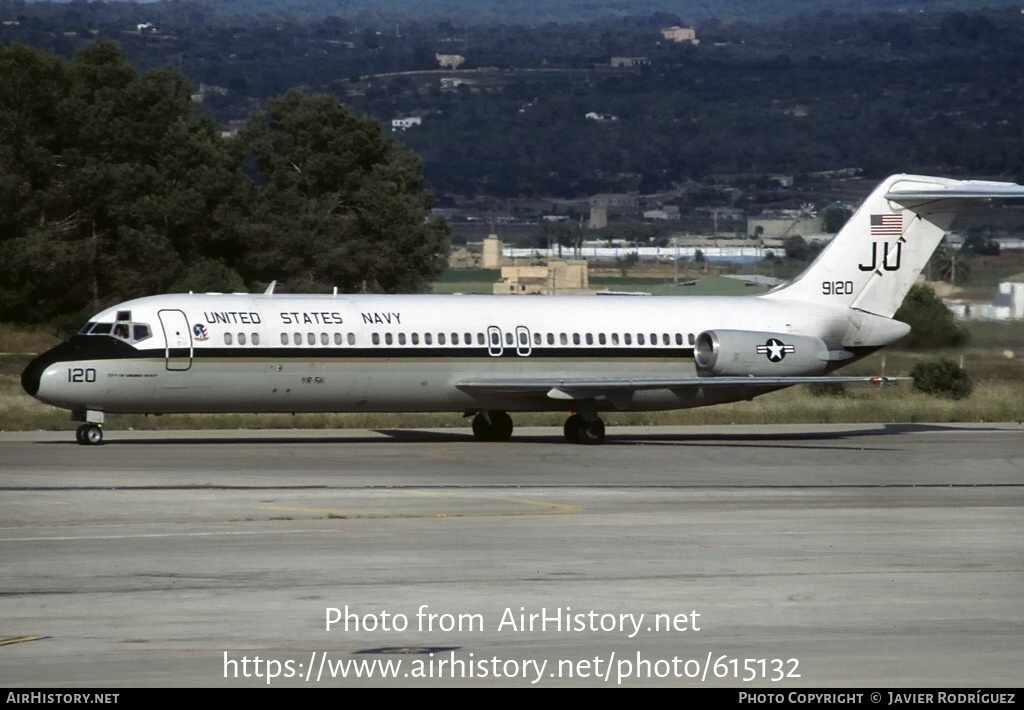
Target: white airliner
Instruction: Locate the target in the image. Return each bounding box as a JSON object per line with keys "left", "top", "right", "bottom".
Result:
{"left": 21, "top": 174, "right": 1024, "bottom": 445}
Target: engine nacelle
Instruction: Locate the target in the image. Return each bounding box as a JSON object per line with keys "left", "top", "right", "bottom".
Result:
{"left": 694, "top": 330, "right": 852, "bottom": 377}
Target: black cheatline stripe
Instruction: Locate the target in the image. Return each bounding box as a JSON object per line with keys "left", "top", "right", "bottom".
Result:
{"left": 133, "top": 346, "right": 698, "bottom": 360}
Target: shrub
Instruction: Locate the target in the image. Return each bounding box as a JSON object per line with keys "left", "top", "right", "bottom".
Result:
{"left": 910, "top": 359, "right": 973, "bottom": 400}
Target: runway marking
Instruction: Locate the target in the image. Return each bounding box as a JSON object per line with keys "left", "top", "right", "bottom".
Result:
{"left": 0, "top": 636, "right": 45, "bottom": 646}
{"left": 263, "top": 491, "right": 580, "bottom": 519}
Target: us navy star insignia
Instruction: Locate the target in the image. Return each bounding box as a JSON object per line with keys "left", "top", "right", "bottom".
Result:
{"left": 756, "top": 338, "right": 796, "bottom": 362}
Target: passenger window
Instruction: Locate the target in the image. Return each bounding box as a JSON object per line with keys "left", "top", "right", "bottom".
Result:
{"left": 533, "top": 332, "right": 541, "bottom": 346}
{"left": 650, "top": 333, "right": 657, "bottom": 345}
{"left": 688, "top": 333, "right": 695, "bottom": 345}
{"left": 238, "top": 332, "right": 247, "bottom": 345}
{"left": 465, "top": 333, "right": 472, "bottom": 344}
{"left": 663, "top": 333, "right": 670, "bottom": 346}
{"left": 598, "top": 333, "right": 606, "bottom": 345}
{"left": 372, "top": 333, "right": 380, "bottom": 345}
{"left": 307, "top": 333, "right": 315, "bottom": 346}
{"left": 385, "top": 333, "right": 393, "bottom": 345}
{"left": 490, "top": 332, "right": 499, "bottom": 346}
{"left": 347, "top": 333, "right": 356, "bottom": 345}
{"left": 224, "top": 333, "right": 233, "bottom": 345}
{"left": 585, "top": 333, "right": 593, "bottom": 345}
{"left": 477, "top": 333, "right": 485, "bottom": 345}
{"left": 293, "top": 333, "right": 301, "bottom": 345}
{"left": 504, "top": 332, "right": 513, "bottom": 346}
{"left": 560, "top": 333, "right": 568, "bottom": 345}
{"left": 611, "top": 333, "right": 619, "bottom": 345}
{"left": 675, "top": 333, "right": 683, "bottom": 346}
{"left": 573, "top": 333, "right": 580, "bottom": 345}
{"left": 281, "top": 333, "right": 289, "bottom": 345}
{"left": 412, "top": 333, "right": 420, "bottom": 345}
{"left": 334, "top": 333, "right": 342, "bottom": 345}
{"left": 252, "top": 333, "right": 260, "bottom": 346}
{"left": 624, "top": 333, "right": 632, "bottom": 345}
{"left": 439, "top": 333, "right": 447, "bottom": 345}
{"left": 321, "top": 333, "right": 329, "bottom": 346}
{"left": 520, "top": 331, "right": 528, "bottom": 345}
{"left": 425, "top": 333, "right": 433, "bottom": 345}
{"left": 637, "top": 334, "right": 645, "bottom": 345}
{"left": 547, "top": 333, "right": 554, "bottom": 345}
{"left": 451, "top": 333, "right": 459, "bottom": 345}
{"left": 398, "top": 333, "right": 406, "bottom": 345}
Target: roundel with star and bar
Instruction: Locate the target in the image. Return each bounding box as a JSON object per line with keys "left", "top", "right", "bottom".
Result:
{"left": 756, "top": 338, "right": 796, "bottom": 363}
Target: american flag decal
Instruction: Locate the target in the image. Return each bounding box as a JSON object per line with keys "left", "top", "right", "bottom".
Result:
{"left": 870, "top": 214, "right": 902, "bottom": 236}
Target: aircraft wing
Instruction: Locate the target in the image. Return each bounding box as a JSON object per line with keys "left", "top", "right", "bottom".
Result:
{"left": 456, "top": 375, "right": 901, "bottom": 405}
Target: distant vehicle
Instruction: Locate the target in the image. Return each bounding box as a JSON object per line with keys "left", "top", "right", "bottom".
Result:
{"left": 22, "top": 174, "right": 1024, "bottom": 445}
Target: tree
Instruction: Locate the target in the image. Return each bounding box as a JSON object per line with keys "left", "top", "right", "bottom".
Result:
{"left": 233, "top": 90, "right": 450, "bottom": 293}
{"left": 893, "top": 283, "right": 968, "bottom": 349}
{"left": 821, "top": 204, "right": 852, "bottom": 234}
{"left": 929, "top": 243, "right": 971, "bottom": 285}
{"left": 0, "top": 41, "right": 248, "bottom": 331}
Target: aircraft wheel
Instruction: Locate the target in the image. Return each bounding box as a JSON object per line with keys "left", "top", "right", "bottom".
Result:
{"left": 472, "top": 411, "right": 513, "bottom": 442}
{"left": 577, "top": 418, "right": 605, "bottom": 445}
{"left": 78, "top": 424, "right": 103, "bottom": 446}
{"left": 563, "top": 414, "right": 583, "bottom": 444}
{"left": 564, "top": 414, "right": 605, "bottom": 445}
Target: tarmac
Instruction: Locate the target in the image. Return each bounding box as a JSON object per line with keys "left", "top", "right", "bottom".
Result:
{"left": 1, "top": 423, "right": 1021, "bottom": 687}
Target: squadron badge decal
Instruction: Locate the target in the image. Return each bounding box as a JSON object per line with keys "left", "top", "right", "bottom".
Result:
{"left": 193, "top": 324, "right": 209, "bottom": 341}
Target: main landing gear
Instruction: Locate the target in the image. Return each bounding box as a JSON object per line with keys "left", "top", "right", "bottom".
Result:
{"left": 470, "top": 410, "right": 607, "bottom": 445}
{"left": 75, "top": 423, "right": 104, "bottom": 446}
{"left": 471, "top": 411, "right": 514, "bottom": 442}
{"left": 563, "top": 413, "right": 605, "bottom": 445}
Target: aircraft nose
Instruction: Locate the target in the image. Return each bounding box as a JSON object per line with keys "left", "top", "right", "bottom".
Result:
{"left": 21, "top": 352, "right": 47, "bottom": 397}
{"left": 21, "top": 340, "right": 78, "bottom": 398}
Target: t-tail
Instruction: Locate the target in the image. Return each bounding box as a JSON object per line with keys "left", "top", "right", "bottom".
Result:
{"left": 763, "top": 174, "right": 1024, "bottom": 318}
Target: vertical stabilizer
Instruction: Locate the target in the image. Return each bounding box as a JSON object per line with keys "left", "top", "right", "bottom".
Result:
{"left": 763, "top": 174, "right": 1024, "bottom": 318}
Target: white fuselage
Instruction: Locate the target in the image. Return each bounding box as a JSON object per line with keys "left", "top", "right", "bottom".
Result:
{"left": 26, "top": 291, "right": 872, "bottom": 416}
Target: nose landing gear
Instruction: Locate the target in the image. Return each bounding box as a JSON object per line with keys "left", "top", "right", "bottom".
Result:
{"left": 75, "top": 424, "right": 104, "bottom": 445}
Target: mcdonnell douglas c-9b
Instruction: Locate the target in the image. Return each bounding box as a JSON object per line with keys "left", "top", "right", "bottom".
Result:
{"left": 21, "top": 174, "right": 1024, "bottom": 445}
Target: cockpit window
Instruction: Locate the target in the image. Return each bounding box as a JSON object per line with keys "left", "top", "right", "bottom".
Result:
{"left": 132, "top": 324, "right": 152, "bottom": 343}
{"left": 82, "top": 320, "right": 151, "bottom": 343}
{"left": 86, "top": 322, "right": 113, "bottom": 336}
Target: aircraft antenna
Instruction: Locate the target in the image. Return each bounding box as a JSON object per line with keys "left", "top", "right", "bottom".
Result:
{"left": 264, "top": 281, "right": 277, "bottom": 296}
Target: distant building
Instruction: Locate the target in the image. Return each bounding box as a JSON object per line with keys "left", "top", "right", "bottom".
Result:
{"left": 436, "top": 54, "right": 465, "bottom": 69}
{"left": 661, "top": 26, "right": 699, "bottom": 45}
{"left": 493, "top": 260, "right": 591, "bottom": 295}
{"left": 391, "top": 116, "right": 422, "bottom": 131}
{"left": 585, "top": 112, "right": 618, "bottom": 122}
{"left": 947, "top": 274, "right": 1024, "bottom": 321}
{"left": 610, "top": 56, "right": 650, "bottom": 68}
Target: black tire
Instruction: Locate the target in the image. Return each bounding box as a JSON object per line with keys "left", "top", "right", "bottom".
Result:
{"left": 563, "top": 414, "right": 583, "bottom": 444}
{"left": 490, "top": 411, "right": 513, "bottom": 442}
{"left": 75, "top": 425, "right": 87, "bottom": 445}
{"left": 83, "top": 425, "right": 104, "bottom": 446}
{"left": 578, "top": 419, "right": 605, "bottom": 445}
{"left": 472, "top": 411, "right": 513, "bottom": 442}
